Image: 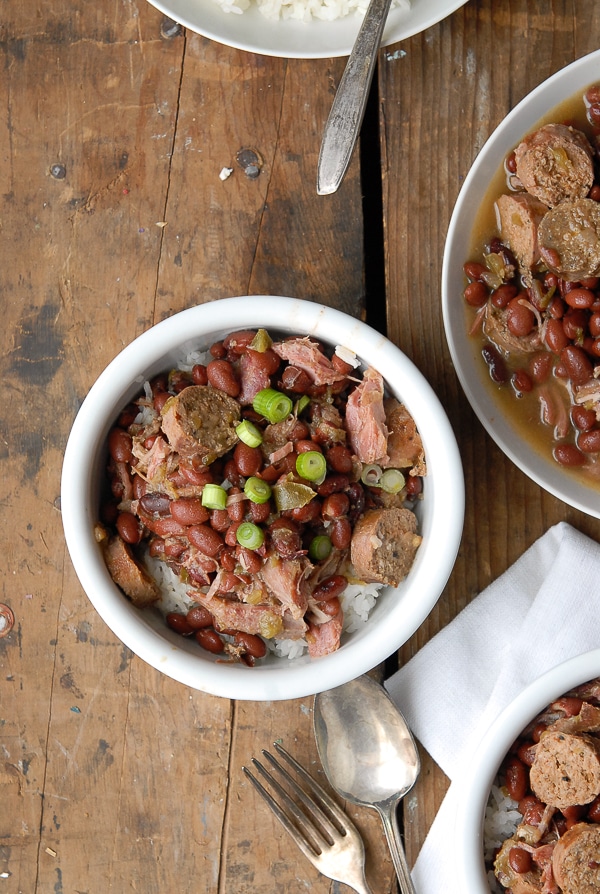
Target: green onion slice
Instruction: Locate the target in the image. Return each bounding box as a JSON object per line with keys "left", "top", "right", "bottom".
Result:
{"left": 308, "top": 535, "right": 333, "bottom": 562}
{"left": 236, "top": 420, "right": 263, "bottom": 448}
{"left": 201, "top": 484, "right": 228, "bottom": 510}
{"left": 236, "top": 522, "right": 265, "bottom": 551}
{"left": 244, "top": 477, "right": 272, "bottom": 504}
{"left": 253, "top": 388, "right": 293, "bottom": 424}
{"left": 360, "top": 463, "right": 382, "bottom": 487}
{"left": 295, "top": 394, "right": 310, "bottom": 415}
{"left": 296, "top": 451, "right": 327, "bottom": 482}
{"left": 380, "top": 469, "right": 406, "bottom": 494}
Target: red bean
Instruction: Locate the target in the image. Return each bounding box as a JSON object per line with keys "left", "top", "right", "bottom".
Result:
{"left": 233, "top": 442, "right": 263, "bottom": 476}
{"left": 577, "top": 429, "right": 600, "bottom": 453}
{"left": 108, "top": 428, "right": 133, "bottom": 463}
{"left": 330, "top": 517, "right": 352, "bottom": 550}
{"left": 165, "top": 540, "right": 186, "bottom": 558}
{"left": 562, "top": 308, "right": 589, "bottom": 341}
{"left": 545, "top": 318, "right": 570, "bottom": 353}
{"left": 548, "top": 296, "right": 566, "bottom": 319}
{"left": 464, "top": 281, "right": 488, "bottom": 308}
{"left": 296, "top": 439, "right": 322, "bottom": 454}
{"left": 553, "top": 443, "right": 586, "bottom": 467}
{"left": 226, "top": 490, "right": 246, "bottom": 523}
{"left": 248, "top": 347, "right": 280, "bottom": 376}
{"left": 587, "top": 794, "right": 600, "bottom": 822}
{"left": 223, "top": 330, "right": 257, "bottom": 354}
{"left": 560, "top": 345, "right": 594, "bottom": 384}
{"left": 154, "top": 391, "right": 171, "bottom": 414}
{"left": 209, "top": 509, "right": 231, "bottom": 532}
{"left": 248, "top": 501, "right": 271, "bottom": 524}
{"left": 516, "top": 741, "right": 536, "bottom": 767}
{"left": 186, "top": 605, "right": 213, "bottom": 629}
{"left": 405, "top": 476, "right": 422, "bottom": 497}
{"left": 482, "top": 344, "right": 508, "bottom": 384}
{"left": 280, "top": 366, "right": 312, "bottom": 393}
{"left": 236, "top": 546, "right": 262, "bottom": 574}
{"left": 506, "top": 296, "right": 535, "bottom": 337}
{"left": 528, "top": 353, "right": 553, "bottom": 383}
{"left": 322, "top": 493, "right": 350, "bottom": 519}
{"left": 209, "top": 340, "right": 227, "bottom": 359}
{"left": 565, "top": 287, "right": 595, "bottom": 309}
{"left": 146, "top": 516, "right": 189, "bottom": 537}
{"left": 317, "top": 474, "right": 349, "bottom": 496}
{"left": 234, "top": 631, "right": 267, "bottom": 659}
{"left": 463, "top": 261, "right": 487, "bottom": 281}
{"left": 180, "top": 465, "right": 213, "bottom": 486}
{"left": 508, "top": 847, "right": 532, "bottom": 875}
{"left": 132, "top": 475, "right": 146, "bottom": 501}
{"left": 171, "top": 498, "right": 210, "bottom": 526}
{"left": 331, "top": 353, "right": 354, "bottom": 375}
{"left": 192, "top": 363, "right": 208, "bottom": 385}
{"left": 313, "top": 575, "right": 347, "bottom": 603}
{"left": 519, "top": 795, "right": 545, "bottom": 826}
{"left": 116, "top": 511, "right": 141, "bottom": 544}
{"left": 589, "top": 312, "right": 600, "bottom": 337}
{"left": 319, "top": 596, "right": 342, "bottom": 617}
{"left": 220, "top": 548, "right": 237, "bottom": 570}
{"left": 166, "top": 612, "right": 195, "bottom": 635}
{"left": 195, "top": 628, "right": 224, "bottom": 653}
{"left": 289, "top": 421, "right": 310, "bottom": 441}
{"left": 290, "top": 499, "right": 322, "bottom": 524}
{"left": 512, "top": 369, "right": 533, "bottom": 394}
{"left": 571, "top": 406, "right": 596, "bottom": 431}
{"left": 505, "top": 151, "right": 517, "bottom": 174}
{"left": 504, "top": 756, "right": 528, "bottom": 801}
{"left": 326, "top": 445, "right": 354, "bottom": 473}
{"left": 188, "top": 524, "right": 224, "bottom": 556}
{"left": 491, "top": 283, "right": 518, "bottom": 309}
{"left": 139, "top": 492, "right": 171, "bottom": 516}
{"left": 206, "top": 359, "right": 240, "bottom": 397}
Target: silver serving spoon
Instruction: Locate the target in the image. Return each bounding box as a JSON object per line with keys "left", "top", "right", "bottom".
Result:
{"left": 316, "top": 0, "right": 393, "bottom": 196}
{"left": 313, "top": 674, "right": 420, "bottom": 893}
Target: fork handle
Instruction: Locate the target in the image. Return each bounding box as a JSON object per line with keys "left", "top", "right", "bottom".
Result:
{"left": 379, "top": 803, "right": 417, "bottom": 894}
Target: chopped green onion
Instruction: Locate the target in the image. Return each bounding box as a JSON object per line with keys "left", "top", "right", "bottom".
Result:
{"left": 360, "top": 463, "right": 382, "bottom": 487}
{"left": 253, "top": 388, "right": 293, "bottom": 424}
{"left": 236, "top": 420, "right": 263, "bottom": 448}
{"left": 295, "top": 394, "right": 310, "bottom": 415}
{"left": 201, "top": 484, "right": 228, "bottom": 510}
{"left": 308, "top": 535, "right": 333, "bottom": 562}
{"left": 236, "top": 522, "right": 265, "bottom": 550}
{"left": 380, "top": 469, "right": 406, "bottom": 494}
{"left": 244, "top": 477, "right": 272, "bottom": 504}
{"left": 296, "top": 451, "right": 327, "bottom": 482}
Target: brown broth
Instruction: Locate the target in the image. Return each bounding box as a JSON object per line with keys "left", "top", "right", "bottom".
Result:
{"left": 464, "top": 83, "right": 600, "bottom": 491}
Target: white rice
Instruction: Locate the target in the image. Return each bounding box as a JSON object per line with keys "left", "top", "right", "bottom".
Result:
{"left": 483, "top": 783, "right": 521, "bottom": 893}
{"left": 212, "top": 0, "right": 410, "bottom": 23}
{"left": 144, "top": 551, "right": 382, "bottom": 660}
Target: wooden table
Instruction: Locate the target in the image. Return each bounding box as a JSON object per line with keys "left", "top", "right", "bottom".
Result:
{"left": 2, "top": 0, "right": 600, "bottom": 890}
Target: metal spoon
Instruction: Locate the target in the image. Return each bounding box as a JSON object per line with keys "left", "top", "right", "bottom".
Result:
{"left": 313, "top": 674, "right": 420, "bottom": 893}
{"left": 316, "top": 0, "right": 393, "bottom": 196}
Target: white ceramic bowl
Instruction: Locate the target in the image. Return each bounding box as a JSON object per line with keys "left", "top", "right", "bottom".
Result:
{"left": 455, "top": 649, "right": 600, "bottom": 892}
{"left": 147, "top": 0, "right": 467, "bottom": 59}
{"left": 61, "top": 296, "right": 464, "bottom": 700}
{"left": 442, "top": 49, "right": 600, "bottom": 519}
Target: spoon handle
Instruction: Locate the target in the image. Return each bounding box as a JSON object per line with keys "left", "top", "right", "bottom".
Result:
{"left": 316, "top": 0, "right": 393, "bottom": 195}
{"left": 379, "top": 803, "right": 417, "bottom": 894}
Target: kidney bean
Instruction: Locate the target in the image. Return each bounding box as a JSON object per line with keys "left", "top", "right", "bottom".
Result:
{"left": 234, "top": 631, "right": 267, "bottom": 659}
{"left": 166, "top": 612, "right": 195, "bottom": 635}
{"left": 154, "top": 391, "right": 171, "bottom": 414}
{"left": 195, "top": 628, "right": 224, "bottom": 653}
{"left": 544, "top": 318, "right": 570, "bottom": 353}
{"left": 512, "top": 369, "right": 533, "bottom": 394}
{"left": 226, "top": 490, "right": 246, "bottom": 524}
{"left": 560, "top": 345, "right": 594, "bottom": 384}
{"left": 482, "top": 344, "right": 508, "bottom": 384}
{"left": 206, "top": 359, "right": 240, "bottom": 397}
{"left": 540, "top": 245, "right": 562, "bottom": 270}
{"left": 317, "top": 474, "right": 349, "bottom": 496}
{"left": 504, "top": 756, "right": 528, "bottom": 801}
{"left": 553, "top": 443, "right": 586, "bottom": 467}
{"left": 192, "top": 363, "right": 208, "bottom": 385}
{"left": 577, "top": 429, "right": 600, "bottom": 453}
{"left": 248, "top": 501, "right": 271, "bottom": 524}
{"left": 331, "top": 353, "right": 354, "bottom": 375}
{"left": 527, "top": 353, "right": 552, "bottom": 383}
{"left": 516, "top": 741, "right": 536, "bottom": 767}
{"left": 562, "top": 308, "right": 589, "bottom": 341}
{"left": 518, "top": 795, "right": 545, "bottom": 826}
{"left": 531, "top": 723, "right": 548, "bottom": 744}
{"left": 405, "top": 476, "right": 422, "bottom": 497}
{"left": 236, "top": 545, "right": 262, "bottom": 574}
{"left": 506, "top": 297, "right": 535, "bottom": 337}
{"left": 464, "top": 281, "right": 488, "bottom": 307}
{"left": 185, "top": 605, "right": 213, "bottom": 629}
{"left": 565, "top": 287, "right": 595, "bottom": 309}
{"left": 326, "top": 445, "right": 354, "bottom": 474}
{"left": 171, "top": 497, "right": 210, "bottom": 526}
{"left": 118, "top": 403, "right": 138, "bottom": 428}
{"left": 170, "top": 370, "right": 193, "bottom": 393}
{"left": 553, "top": 696, "right": 583, "bottom": 715}
{"left": 269, "top": 519, "right": 301, "bottom": 558}
{"left": 463, "top": 261, "right": 487, "bottom": 280}
{"left": 330, "top": 517, "right": 352, "bottom": 550}
{"left": 289, "top": 421, "right": 310, "bottom": 441}
{"left": 209, "top": 509, "right": 230, "bottom": 533}
{"left": 322, "top": 492, "right": 350, "bottom": 519}
{"left": 108, "top": 428, "right": 133, "bottom": 463}
{"left": 548, "top": 296, "right": 566, "bottom": 319}
{"left": 147, "top": 516, "right": 189, "bottom": 538}
{"left": 589, "top": 312, "right": 600, "bottom": 337}
{"left": 132, "top": 474, "right": 146, "bottom": 501}
{"left": 188, "top": 524, "right": 224, "bottom": 556}
{"left": 280, "top": 365, "right": 312, "bottom": 393}
{"left": 296, "top": 439, "right": 322, "bottom": 454}
{"left": 562, "top": 805, "right": 586, "bottom": 830}
{"left": 571, "top": 406, "right": 596, "bottom": 432}
{"left": 591, "top": 338, "right": 600, "bottom": 358}
{"left": 580, "top": 275, "right": 600, "bottom": 289}
{"left": 290, "top": 499, "right": 322, "bottom": 524}
{"left": 587, "top": 794, "right": 600, "bottom": 823}
{"left": 180, "top": 464, "right": 214, "bottom": 486}
{"left": 220, "top": 546, "right": 237, "bottom": 568}
{"left": 139, "top": 492, "right": 172, "bottom": 516}
{"left": 491, "top": 283, "right": 518, "bottom": 309}
{"left": 313, "top": 575, "right": 347, "bottom": 603}
{"left": 319, "top": 596, "right": 342, "bottom": 617}
{"left": 148, "top": 537, "right": 166, "bottom": 558}
{"left": 209, "top": 340, "right": 227, "bottom": 359}
{"left": 505, "top": 151, "right": 517, "bottom": 174}
{"left": 223, "top": 330, "right": 257, "bottom": 354}
{"left": 164, "top": 540, "right": 186, "bottom": 558}
{"left": 508, "top": 847, "right": 532, "bottom": 875}
{"left": 234, "top": 442, "right": 263, "bottom": 477}
{"left": 116, "top": 512, "right": 141, "bottom": 544}
{"left": 249, "top": 347, "right": 281, "bottom": 376}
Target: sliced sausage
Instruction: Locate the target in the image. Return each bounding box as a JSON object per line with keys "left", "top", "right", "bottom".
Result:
{"left": 160, "top": 385, "right": 241, "bottom": 463}
{"left": 514, "top": 123, "right": 594, "bottom": 208}
{"left": 350, "top": 507, "right": 422, "bottom": 587}
{"left": 384, "top": 398, "right": 426, "bottom": 475}
{"left": 103, "top": 534, "right": 160, "bottom": 607}
{"left": 552, "top": 821, "right": 600, "bottom": 894}
{"left": 495, "top": 192, "right": 549, "bottom": 272}
{"left": 529, "top": 730, "right": 600, "bottom": 809}
{"left": 538, "top": 198, "right": 600, "bottom": 282}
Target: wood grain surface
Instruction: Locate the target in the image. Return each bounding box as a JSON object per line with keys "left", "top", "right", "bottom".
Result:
{"left": 1, "top": 0, "right": 599, "bottom": 890}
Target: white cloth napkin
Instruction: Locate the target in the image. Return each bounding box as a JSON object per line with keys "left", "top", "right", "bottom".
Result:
{"left": 385, "top": 521, "right": 600, "bottom": 894}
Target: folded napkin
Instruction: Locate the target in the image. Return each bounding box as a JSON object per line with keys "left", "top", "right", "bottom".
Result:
{"left": 385, "top": 521, "right": 600, "bottom": 894}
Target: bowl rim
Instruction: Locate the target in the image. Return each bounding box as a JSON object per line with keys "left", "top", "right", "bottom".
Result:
{"left": 454, "top": 648, "right": 600, "bottom": 892}
{"left": 61, "top": 295, "right": 464, "bottom": 700}
{"left": 442, "top": 48, "right": 600, "bottom": 519}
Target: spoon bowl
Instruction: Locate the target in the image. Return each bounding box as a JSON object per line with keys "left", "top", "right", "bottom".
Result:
{"left": 314, "top": 673, "right": 419, "bottom": 893}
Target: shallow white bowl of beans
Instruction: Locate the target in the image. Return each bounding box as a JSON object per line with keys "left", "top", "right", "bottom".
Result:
{"left": 61, "top": 296, "right": 464, "bottom": 701}
{"left": 455, "top": 649, "right": 600, "bottom": 893}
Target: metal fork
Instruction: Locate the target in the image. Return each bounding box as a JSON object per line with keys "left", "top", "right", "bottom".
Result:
{"left": 243, "top": 742, "right": 374, "bottom": 894}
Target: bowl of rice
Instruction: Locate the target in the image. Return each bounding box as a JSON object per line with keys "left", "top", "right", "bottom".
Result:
{"left": 455, "top": 649, "right": 600, "bottom": 894}
{"left": 146, "top": 0, "right": 468, "bottom": 59}
{"left": 61, "top": 295, "right": 463, "bottom": 701}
